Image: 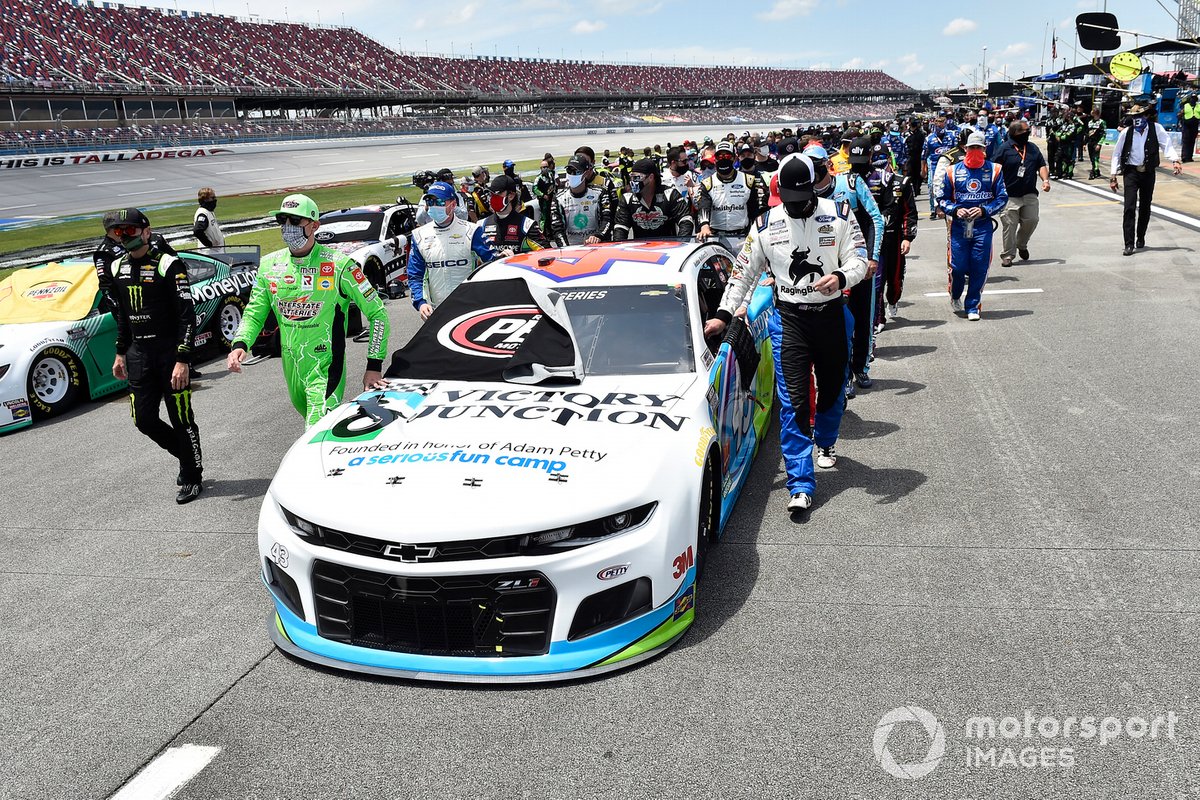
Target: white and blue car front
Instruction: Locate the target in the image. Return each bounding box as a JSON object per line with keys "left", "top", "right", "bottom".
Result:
{"left": 258, "top": 241, "right": 774, "bottom": 681}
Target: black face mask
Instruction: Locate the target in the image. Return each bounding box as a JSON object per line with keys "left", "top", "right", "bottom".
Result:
{"left": 200, "top": 199, "right": 217, "bottom": 212}
{"left": 629, "top": 179, "right": 644, "bottom": 195}
{"left": 715, "top": 159, "right": 735, "bottom": 174}
{"left": 850, "top": 162, "right": 870, "bottom": 177}
{"left": 816, "top": 179, "right": 834, "bottom": 199}
{"left": 782, "top": 198, "right": 817, "bottom": 219}
{"left": 1011, "top": 131, "right": 1030, "bottom": 144}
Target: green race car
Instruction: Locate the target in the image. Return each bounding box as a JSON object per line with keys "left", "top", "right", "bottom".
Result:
{"left": 0, "top": 246, "right": 267, "bottom": 433}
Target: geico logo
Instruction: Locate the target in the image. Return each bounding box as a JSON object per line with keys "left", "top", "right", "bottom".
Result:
{"left": 427, "top": 259, "right": 470, "bottom": 269}
{"left": 192, "top": 273, "right": 253, "bottom": 302}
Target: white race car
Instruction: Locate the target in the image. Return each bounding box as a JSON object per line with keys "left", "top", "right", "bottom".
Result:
{"left": 314, "top": 204, "right": 416, "bottom": 299}
{"left": 258, "top": 240, "right": 775, "bottom": 681}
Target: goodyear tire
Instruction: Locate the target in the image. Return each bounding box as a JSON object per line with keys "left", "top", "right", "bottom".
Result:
{"left": 212, "top": 295, "right": 246, "bottom": 351}
{"left": 27, "top": 346, "right": 83, "bottom": 419}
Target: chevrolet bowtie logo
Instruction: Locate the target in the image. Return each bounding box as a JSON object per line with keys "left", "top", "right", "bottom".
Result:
{"left": 463, "top": 478, "right": 482, "bottom": 487}
{"left": 386, "top": 476, "right": 405, "bottom": 485}
{"left": 383, "top": 543, "right": 438, "bottom": 562}
{"left": 548, "top": 473, "right": 569, "bottom": 483}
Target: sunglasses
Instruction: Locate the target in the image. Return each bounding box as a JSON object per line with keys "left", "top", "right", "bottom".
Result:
{"left": 424, "top": 197, "right": 448, "bottom": 207}
{"left": 111, "top": 225, "right": 141, "bottom": 237}
{"left": 565, "top": 166, "right": 584, "bottom": 176}
{"left": 277, "top": 214, "right": 307, "bottom": 226}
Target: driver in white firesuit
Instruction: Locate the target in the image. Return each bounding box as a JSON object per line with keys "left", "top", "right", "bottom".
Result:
{"left": 703, "top": 155, "right": 867, "bottom": 513}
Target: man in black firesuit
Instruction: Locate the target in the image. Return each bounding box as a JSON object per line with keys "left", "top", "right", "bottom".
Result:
{"left": 613, "top": 158, "right": 695, "bottom": 239}
{"left": 482, "top": 175, "right": 551, "bottom": 254}
{"left": 105, "top": 208, "right": 204, "bottom": 503}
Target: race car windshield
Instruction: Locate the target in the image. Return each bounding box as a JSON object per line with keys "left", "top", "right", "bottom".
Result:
{"left": 560, "top": 285, "right": 694, "bottom": 376}
{"left": 313, "top": 214, "right": 382, "bottom": 244}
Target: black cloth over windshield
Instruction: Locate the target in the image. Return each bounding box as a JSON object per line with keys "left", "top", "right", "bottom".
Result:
{"left": 385, "top": 278, "right": 577, "bottom": 382}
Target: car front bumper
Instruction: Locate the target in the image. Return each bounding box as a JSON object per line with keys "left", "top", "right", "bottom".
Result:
{"left": 258, "top": 497, "right": 698, "bottom": 682}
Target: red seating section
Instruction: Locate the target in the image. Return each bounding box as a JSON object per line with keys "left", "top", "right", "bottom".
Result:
{"left": 1, "top": 0, "right": 910, "bottom": 96}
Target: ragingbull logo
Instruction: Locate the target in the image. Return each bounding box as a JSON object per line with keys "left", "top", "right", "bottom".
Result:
{"left": 437, "top": 305, "right": 543, "bottom": 359}
{"left": 788, "top": 246, "right": 825, "bottom": 285}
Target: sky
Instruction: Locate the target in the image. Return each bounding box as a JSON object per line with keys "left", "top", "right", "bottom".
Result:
{"left": 142, "top": 0, "right": 1190, "bottom": 89}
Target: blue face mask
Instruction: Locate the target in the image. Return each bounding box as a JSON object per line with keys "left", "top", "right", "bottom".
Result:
{"left": 427, "top": 206, "right": 448, "bottom": 224}
{"left": 1133, "top": 116, "right": 1148, "bottom": 132}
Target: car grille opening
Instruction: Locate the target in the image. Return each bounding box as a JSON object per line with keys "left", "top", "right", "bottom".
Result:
{"left": 264, "top": 558, "right": 303, "bottom": 619}
{"left": 312, "top": 561, "right": 556, "bottom": 657}
{"left": 568, "top": 578, "right": 653, "bottom": 641}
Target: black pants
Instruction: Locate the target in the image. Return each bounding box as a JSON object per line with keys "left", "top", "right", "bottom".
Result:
{"left": 882, "top": 232, "right": 906, "bottom": 307}
{"left": 847, "top": 275, "right": 874, "bottom": 374}
{"left": 1183, "top": 120, "right": 1197, "bottom": 163}
{"left": 1046, "top": 136, "right": 1058, "bottom": 175}
{"left": 778, "top": 300, "right": 849, "bottom": 438}
{"left": 127, "top": 343, "right": 203, "bottom": 482}
{"left": 1122, "top": 168, "right": 1156, "bottom": 248}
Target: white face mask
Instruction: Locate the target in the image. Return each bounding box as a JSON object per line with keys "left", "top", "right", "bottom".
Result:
{"left": 426, "top": 206, "right": 448, "bottom": 224}
{"left": 567, "top": 173, "right": 585, "bottom": 189}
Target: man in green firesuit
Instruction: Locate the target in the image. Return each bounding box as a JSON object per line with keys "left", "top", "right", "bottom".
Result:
{"left": 226, "top": 194, "right": 390, "bottom": 426}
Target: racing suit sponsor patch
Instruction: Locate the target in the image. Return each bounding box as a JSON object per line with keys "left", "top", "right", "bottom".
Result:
{"left": 319, "top": 262, "right": 335, "bottom": 277}
{"left": 276, "top": 298, "right": 323, "bottom": 321}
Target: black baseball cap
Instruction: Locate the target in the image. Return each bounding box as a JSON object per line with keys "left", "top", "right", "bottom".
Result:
{"left": 104, "top": 207, "right": 150, "bottom": 230}
{"left": 778, "top": 137, "right": 800, "bottom": 156}
{"left": 777, "top": 155, "right": 816, "bottom": 202}
{"left": 631, "top": 158, "right": 659, "bottom": 177}
{"left": 489, "top": 175, "right": 518, "bottom": 194}
{"left": 848, "top": 137, "right": 872, "bottom": 165}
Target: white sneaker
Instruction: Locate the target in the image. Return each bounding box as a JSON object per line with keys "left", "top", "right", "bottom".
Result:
{"left": 816, "top": 446, "right": 837, "bottom": 469}
{"left": 787, "top": 493, "right": 813, "bottom": 511}
{"left": 874, "top": 321, "right": 885, "bottom": 334}
{"left": 950, "top": 297, "right": 964, "bottom": 313}
{"left": 886, "top": 303, "right": 898, "bottom": 320}
{"left": 967, "top": 310, "right": 981, "bottom": 321}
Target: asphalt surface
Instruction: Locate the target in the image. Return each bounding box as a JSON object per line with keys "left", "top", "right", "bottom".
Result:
{"left": 6, "top": 125, "right": 731, "bottom": 220}
{"left": 3, "top": 180, "right": 1200, "bottom": 799}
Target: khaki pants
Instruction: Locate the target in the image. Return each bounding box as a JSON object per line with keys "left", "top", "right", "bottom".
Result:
{"left": 999, "top": 193, "right": 1040, "bottom": 260}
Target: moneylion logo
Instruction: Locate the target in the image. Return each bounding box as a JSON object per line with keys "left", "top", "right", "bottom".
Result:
{"left": 873, "top": 705, "right": 946, "bottom": 780}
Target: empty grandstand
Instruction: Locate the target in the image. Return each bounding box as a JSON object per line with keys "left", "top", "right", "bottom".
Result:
{"left": 1, "top": 0, "right": 917, "bottom": 152}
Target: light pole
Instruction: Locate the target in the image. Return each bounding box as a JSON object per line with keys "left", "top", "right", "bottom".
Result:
{"left": 982, "top": 45, "right": 988, "bottom": 88}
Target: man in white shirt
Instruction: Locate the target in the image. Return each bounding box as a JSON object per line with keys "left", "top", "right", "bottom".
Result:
{"left": 1109, "top": 104, "right": 1183, "bottom": 256}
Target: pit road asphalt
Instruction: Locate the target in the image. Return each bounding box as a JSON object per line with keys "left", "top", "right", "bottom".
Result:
{"left": 2, "top": 174, "right": 1199, "bottom": 799}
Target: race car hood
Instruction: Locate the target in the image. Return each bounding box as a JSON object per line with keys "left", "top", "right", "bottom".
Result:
{"left": 271, "top": 374, "right": 700, "bottom": 543}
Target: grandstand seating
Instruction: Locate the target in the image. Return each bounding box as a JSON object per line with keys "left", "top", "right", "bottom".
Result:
{"left": 2, "top": 0, "right": 911, "bottom": 97}
{"left": 0, "top": 102, "right": 913, "bottom": 154}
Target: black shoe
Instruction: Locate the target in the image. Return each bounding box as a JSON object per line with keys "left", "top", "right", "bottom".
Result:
{"left": 855, "top": 371, "right": 873, "bottom": 389}
{"left": 845, "top": 381, "right": 857, "bottom": 400}
{"left": 177, "top": 470, "right": 184, "bottom": 486}
{"left": 176, "top": 482, "right": 202, "bottom": 504}
{"left": 1136, "top": 239, "right": 1145, "bottom": 249}
{"left": 1123, "top": 247, "right": 1134, "bottom": 256}
{"left": 928, "top": 211, "right": 937, "bottom": 220}
{"left": 1018, "top": 248, "right": 1030, "bottom": 261}
{"left": 189, "top": 367, "right": 202, "bottom": 379}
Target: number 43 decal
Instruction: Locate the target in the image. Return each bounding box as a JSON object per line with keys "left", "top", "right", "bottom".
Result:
{"left": 672, "top": 545, "right": 694, "bottom": 579}
{"left": 270, "top": 542, "right": 289, "bottom": 569}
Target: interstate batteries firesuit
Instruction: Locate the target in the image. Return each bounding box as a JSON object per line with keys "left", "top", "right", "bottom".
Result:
{"left": 716, "top": 200, "right": 867, "bottom": 496}
{"left": 233, "top": 244, "right": 390, "bottom": 426}
{"left": 939, "top": 161, "right": 1008, "bottom": 315}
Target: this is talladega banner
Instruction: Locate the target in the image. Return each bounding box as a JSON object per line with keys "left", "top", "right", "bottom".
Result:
{"left": 0, "top": 147, "right": 233, "bottom": 170}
